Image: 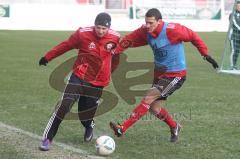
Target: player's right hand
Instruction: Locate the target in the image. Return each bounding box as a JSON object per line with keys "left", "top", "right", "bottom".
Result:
{"left": 39, "top": 57, "right": 48, "bottom": 66}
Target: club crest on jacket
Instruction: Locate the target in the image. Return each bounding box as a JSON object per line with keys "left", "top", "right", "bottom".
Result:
{"left": 104, "top": 41, "right": 117, "bottom": 52}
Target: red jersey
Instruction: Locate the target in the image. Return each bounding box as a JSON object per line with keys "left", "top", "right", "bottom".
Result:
{"left": 44, "top": 26, "right": 121, "bottom": 86}
{"left": 119, "top": 22, "right": 208, "bottom": 77}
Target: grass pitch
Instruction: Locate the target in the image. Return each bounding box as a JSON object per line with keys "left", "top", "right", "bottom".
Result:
{"left": 0, "top": 30, "right": 240, "bottom": 159}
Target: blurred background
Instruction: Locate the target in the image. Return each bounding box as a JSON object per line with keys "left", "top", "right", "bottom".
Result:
{"left": 0, "top": 0, "right": 235, "bottom": 31}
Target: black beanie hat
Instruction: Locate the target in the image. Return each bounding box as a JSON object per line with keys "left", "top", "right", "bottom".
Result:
{"left": 94, "top": 12, "right": 111, "bottom": 28}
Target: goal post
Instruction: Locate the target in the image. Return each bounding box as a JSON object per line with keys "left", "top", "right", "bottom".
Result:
{"left": 219, "top": 0, "right": 240, "bottom": 75}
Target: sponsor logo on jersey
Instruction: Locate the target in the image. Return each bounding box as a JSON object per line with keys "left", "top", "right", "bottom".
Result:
{"left": 88, "top": 42, "right": 96, "bottom": 49}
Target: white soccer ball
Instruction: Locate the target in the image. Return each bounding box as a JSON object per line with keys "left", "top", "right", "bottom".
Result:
{"left": 95, "top": 135, "right": 115, "bottom": 156}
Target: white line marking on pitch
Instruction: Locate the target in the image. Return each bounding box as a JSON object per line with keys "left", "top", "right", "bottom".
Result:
{"left": 0, "top": 121, "right": 105, "bottom": 159}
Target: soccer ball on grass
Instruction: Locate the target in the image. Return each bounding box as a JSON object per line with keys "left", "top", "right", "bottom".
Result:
{"left": 95, "top": 135, "right": 115, "bottom": 156}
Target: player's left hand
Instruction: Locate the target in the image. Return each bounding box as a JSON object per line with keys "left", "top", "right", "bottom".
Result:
{"left": 203, "top": 55, "right": 219, "bottom": 69}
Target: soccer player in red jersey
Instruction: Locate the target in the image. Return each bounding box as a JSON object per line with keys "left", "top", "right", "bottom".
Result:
{"left": 110, "top": 8, "right": 218, "bottom": 142}
{"left": 39, "top": 12, "right": 121, "bottom": 151}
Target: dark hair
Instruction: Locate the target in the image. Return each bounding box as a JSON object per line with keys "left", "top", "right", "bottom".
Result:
{"left": 145, "top": 8, "right": 162, "bottom": 20}
{"left": 95, "top": 12, "right": 111, "bottom": 28}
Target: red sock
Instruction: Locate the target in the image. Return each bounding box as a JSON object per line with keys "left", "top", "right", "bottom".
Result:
{"left": 122, "top": 100, "right": 150, "bottom": 132}
{"left": 156, "top": 107, "right": 176, "bottom": 128}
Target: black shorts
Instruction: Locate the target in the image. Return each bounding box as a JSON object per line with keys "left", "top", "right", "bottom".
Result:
{"left": 152, "top": 76, "right": 186, "bottom": 100}
{"left": 61, "top": 73, "right": 103, "bottom": 113}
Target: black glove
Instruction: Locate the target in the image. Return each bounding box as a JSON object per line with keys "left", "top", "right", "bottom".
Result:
{"left": 203, "top": 55, "right": 219, "bottom": 69}
{"left": 39, "top": 57, "right": 48, "bottom": 66}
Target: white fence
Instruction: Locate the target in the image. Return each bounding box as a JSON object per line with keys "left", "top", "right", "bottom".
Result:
{"left": 0, "top": 0, "right": 235, "bottom": 31}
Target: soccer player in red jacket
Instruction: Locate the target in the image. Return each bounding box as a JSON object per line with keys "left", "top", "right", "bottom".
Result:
{"left": 110, "top": 8, "right": 218, "bottom": 142}
{"left": 39, "top": 12, "right": 121, "bottom": 151}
